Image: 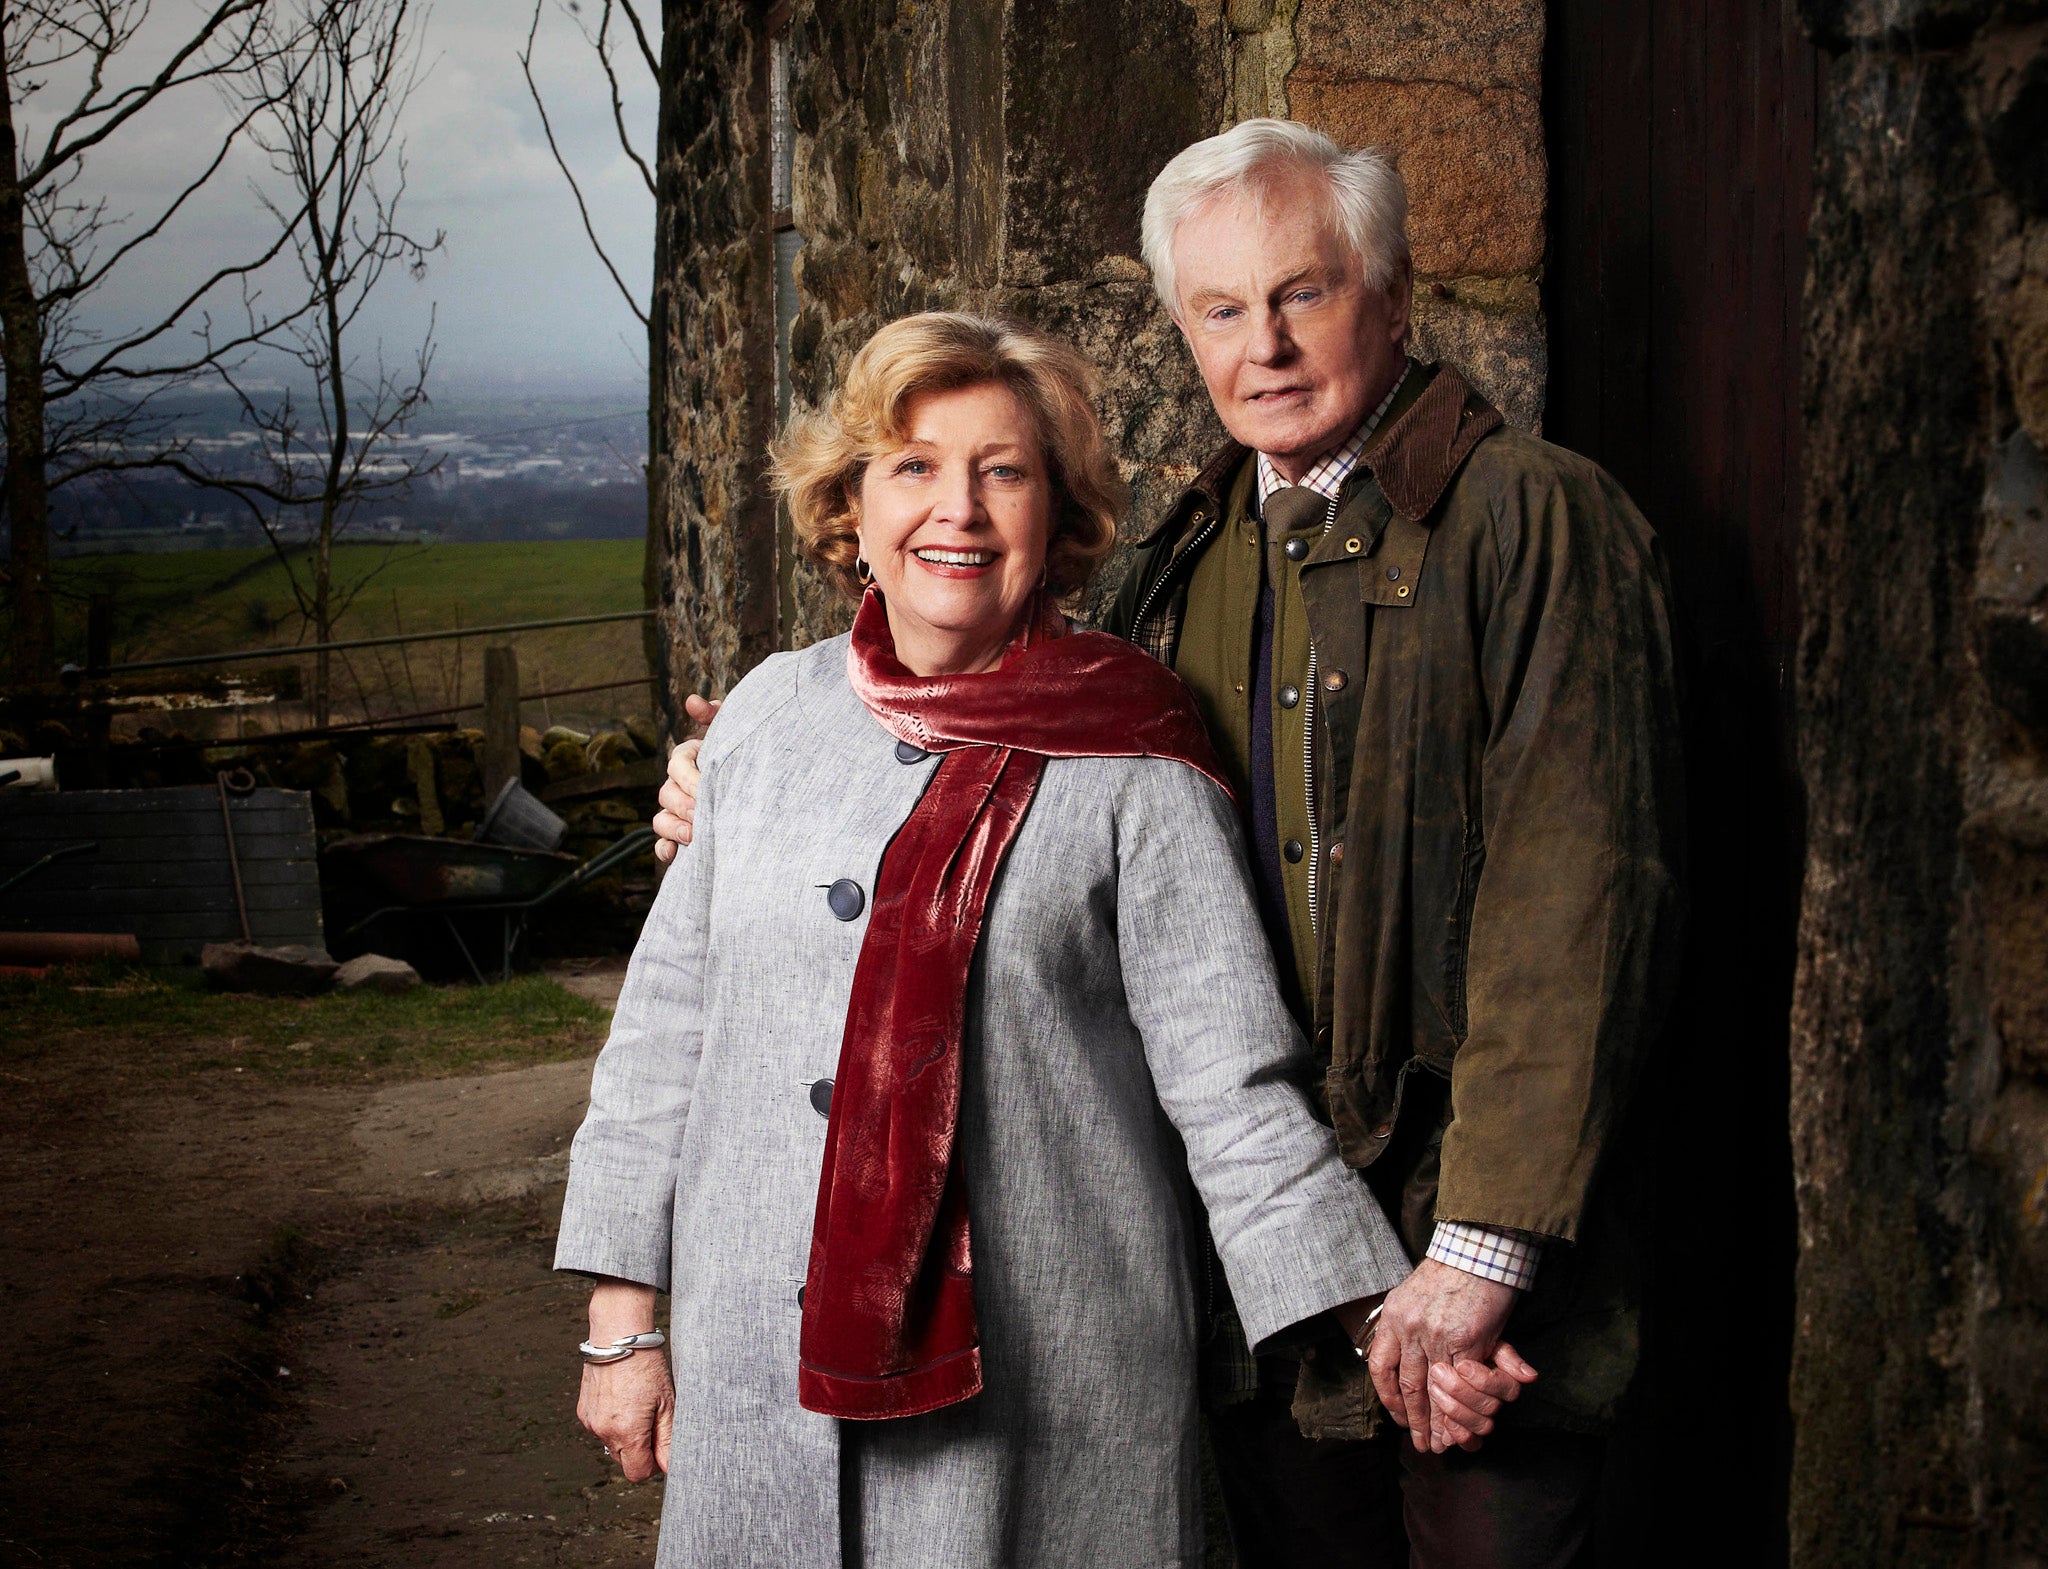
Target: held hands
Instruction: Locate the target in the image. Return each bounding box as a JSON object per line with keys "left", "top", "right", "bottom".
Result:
{"left": 1356, "top": 1261, "right": 1539, "bottom": 1453}
{"left": 652, "top": 694, "right": 720, "bottom": 864}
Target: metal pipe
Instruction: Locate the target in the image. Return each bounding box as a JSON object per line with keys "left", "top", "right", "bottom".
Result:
{"left": 216, "top": 769, "right": 255, "bottom": 944}
{"left": 94, "top": 609, "right": 656, "bottom": 675}
{"left": 0, "top": 841, "right": 97, "bottom": 900}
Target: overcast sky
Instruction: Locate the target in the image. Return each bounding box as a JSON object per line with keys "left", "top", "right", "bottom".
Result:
{"left": 55, "top": 0, "right": 657, "bottom": 401}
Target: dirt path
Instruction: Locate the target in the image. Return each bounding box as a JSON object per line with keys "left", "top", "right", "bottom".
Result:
{"left": 0, "top": 961, "right": 661, "bottom": 1569}
{"left": 257, "top": 1057, "right": 661, "bottom": 1567}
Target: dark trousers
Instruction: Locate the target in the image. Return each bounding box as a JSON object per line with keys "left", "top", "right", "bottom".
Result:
{"left": 1206, "top": 1387, "right": 1605, "bottom": 1569}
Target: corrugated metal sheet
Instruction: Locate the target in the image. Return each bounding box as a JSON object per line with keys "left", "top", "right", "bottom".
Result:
{"left": 0, "top": 786, "right": 323, "bottom": 964}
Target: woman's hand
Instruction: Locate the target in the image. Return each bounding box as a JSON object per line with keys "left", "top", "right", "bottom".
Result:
{"left": 576, "top": 1281, "right": 674, "bottom": 1481}
{"left": 652, "top": 695, "right": 719, "bottom": 864}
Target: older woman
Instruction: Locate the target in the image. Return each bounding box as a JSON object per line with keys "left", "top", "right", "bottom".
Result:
{"left": 555, "top": 313, "right": 1413, "bottom": 1567}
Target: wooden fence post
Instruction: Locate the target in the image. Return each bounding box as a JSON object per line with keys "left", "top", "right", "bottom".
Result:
{"left": 483, "top": 645, "right": 520, "bottom": 804}
{"left": 84, "top": 593, "right": 114, "bottom": 788}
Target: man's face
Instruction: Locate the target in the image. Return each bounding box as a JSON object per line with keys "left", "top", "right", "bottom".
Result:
{"left": 1169, "top": 169, "right": 1412, "bottom": 478}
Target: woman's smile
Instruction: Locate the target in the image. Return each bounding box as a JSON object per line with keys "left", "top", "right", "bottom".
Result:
{"left": 911, "top": 545, "right": 1000, "bottom": 575}
{"left": 856, "top": 379, "right": 1053, "bottom": 676}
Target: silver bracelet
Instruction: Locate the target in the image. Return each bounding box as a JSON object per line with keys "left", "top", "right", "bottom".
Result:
{"left": 1352, "top": 1302, "right": 1385, "bottom": 1360}
{"left": 580, "top": 1329, "right": 667, "bottom": 1364}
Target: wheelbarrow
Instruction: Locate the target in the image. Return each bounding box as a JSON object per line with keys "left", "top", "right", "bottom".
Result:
{"left": 330, "top": 826, "right": 658, "bottom": 983}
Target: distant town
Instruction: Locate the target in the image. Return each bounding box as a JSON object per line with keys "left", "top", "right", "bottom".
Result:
{"left": 47, "top": 389, "right": 650, "bottom": 556}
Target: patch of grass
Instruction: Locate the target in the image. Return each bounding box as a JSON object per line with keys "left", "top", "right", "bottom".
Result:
{"left": 0, "top": 962, "right": 609, "bottom": 1086}
{"left": 45, "top": 539, "right": 652, "bottom": 732}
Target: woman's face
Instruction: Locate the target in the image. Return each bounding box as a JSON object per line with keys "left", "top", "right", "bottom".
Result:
{"left": 856, "top": 381, "right": 1054, "bottom": 676}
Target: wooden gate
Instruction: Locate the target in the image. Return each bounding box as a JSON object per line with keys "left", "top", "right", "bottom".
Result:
{"left": 1546, "top": 3, "right": 1821, "bottom": 1561}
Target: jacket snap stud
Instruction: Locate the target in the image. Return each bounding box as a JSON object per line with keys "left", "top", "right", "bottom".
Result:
{"left": 826, "top": 879, "right": 865, "bottom": 920}
{"left": 1386, "top": 565, "right": 1400, "bottom": 581}
{"left": 1284, "top": 537, "right": 1308, "bottom": 561}
{"left": 1323, "top": 670, "right": 1347, "bottom": 693}
{"left": 1277, "top": 684, "right": 1300, "bottom": 709}
{"left": 894, "top": 739, "right": 928, "bottom": 764}
{"left": 1396, "top": 585, "right": 1411, "bottom": 598}
{"left": 1371, "top": 1122, "right": 1392, "bottom": 1139}
{"left": 1345, "top": 537, "right": 1362, "bottom": 554}
{"left": 1283, "top": 839, "right": 1304, "bottom": 863}
{"left": 1329, "top": 840, "right": 1345, "bottom": 865}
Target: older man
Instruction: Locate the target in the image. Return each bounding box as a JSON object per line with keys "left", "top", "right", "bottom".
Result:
{"left": 654, "top": 120, "right": 1684, "bottom": 1569}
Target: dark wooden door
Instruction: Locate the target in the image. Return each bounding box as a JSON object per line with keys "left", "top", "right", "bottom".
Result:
{"left": 1546, "top": 4, "right": 1820, "bottom": 1561}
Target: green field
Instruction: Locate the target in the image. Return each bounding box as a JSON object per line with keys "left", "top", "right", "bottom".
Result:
{"left": 41, "top": 539, "right": 653, "bottom": 731}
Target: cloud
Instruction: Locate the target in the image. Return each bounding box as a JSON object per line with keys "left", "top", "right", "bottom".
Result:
{"left": 51, "top": 0, "right": 657, "bottom": 396}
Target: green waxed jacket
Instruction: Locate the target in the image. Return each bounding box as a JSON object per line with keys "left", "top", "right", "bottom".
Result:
{"left": 1102, "top": 362, "right": 1687, "bottom": 1430}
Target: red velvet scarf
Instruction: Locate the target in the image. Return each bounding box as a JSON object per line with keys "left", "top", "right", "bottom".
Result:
{"left": 796, "top": 588, "right": 1229, "bottom": 1420}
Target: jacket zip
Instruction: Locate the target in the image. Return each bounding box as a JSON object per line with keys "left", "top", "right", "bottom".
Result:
{"left": 1132, "top": 509, "right": 1222, "bottom": 648}
{"left": 1304, "top": 494, "right": 1340, "bottom": 936}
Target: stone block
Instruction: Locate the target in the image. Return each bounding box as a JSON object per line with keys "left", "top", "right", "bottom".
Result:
{"left": 2009, "top": 275, "right": 2048, "bottom": 450}
{"left": 1962, "top": 804, "right": 2048, "bottom": 1076}
{"left": 1291, "top": 0, "right": 1542, "bottom": 95}
{"left": 333, "top": 953, "right": 423, "bottom": 995}
{"left": 1977, "top": 429, "right": 2048, "bottom": 733}
{"left": 1410, "top": 296, "right": 1547, "bottom": 432}
{"left": 1286, "top": 78, "right": 1545, "bottom": 278}
{"left": 1984, "top": 43, "right": 2048, "bottom": 217}
{"left": 1796, "top": 0, "right": 1994, "bottom": 49}
{"left": 201, "top": 942, "right": 338, "bottom": 996}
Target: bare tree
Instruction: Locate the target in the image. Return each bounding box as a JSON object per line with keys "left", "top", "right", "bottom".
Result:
{"left": 0, "top": 0, "right": 338, "bottom": 683}
{"left": 518, "top": 0, "right": 655, "bottom": 329}
{"left": 181, "top": 0, "right": 441, "bottom": 726}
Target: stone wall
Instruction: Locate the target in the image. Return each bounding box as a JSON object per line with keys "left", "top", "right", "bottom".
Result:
{"left": 1789, "top": 6, "right": 2048, "bottom": 1564}
{"left": 1284, "top": 0, "right": 1547, "bottom": 432}
{"left": 649, "top": 0, "right": 1551, "bottom": 716}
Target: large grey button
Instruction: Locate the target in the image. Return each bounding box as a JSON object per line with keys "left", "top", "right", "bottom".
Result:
{"left": 1283, "top": 536, "right": 1309, "bottom": 561}
{"left": 797, "top": 1284, "right": 806, "bottom": 1307}
{"left": 808, "top": 1078, "right": 834, "bottom": 1117}
{"left": 1283, "top": 839, "right": 1304, "bottom": 863}
{"left": 894, "top": 739, "right": 928, "bottom": 764}
{"left": 826, "top": 879, "right": 865, "bottom": 920}
{"left": 1277, "top": 684, "right": 1300, "bottom": 709}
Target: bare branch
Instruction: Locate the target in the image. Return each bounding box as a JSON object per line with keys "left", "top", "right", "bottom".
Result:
{"left": 24, "top": 1, "right": 277, "bottom": 186}
{"left": 616, "top": 1, "right": 659, "bottom": 81}
{"left": 519, "top": 0, "right": 649, "bottom": 325}
{"left": 597, "top": 1, "right": 657, "bottom": 199}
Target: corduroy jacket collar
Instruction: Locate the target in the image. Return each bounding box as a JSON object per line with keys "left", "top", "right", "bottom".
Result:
{"left": 1137, "top": 359, "right": 1501, "bottom": 551}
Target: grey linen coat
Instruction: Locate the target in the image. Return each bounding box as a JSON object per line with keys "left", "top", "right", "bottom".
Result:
{"left": 555, "top": 633, "right": 1410, "bottom": 1568}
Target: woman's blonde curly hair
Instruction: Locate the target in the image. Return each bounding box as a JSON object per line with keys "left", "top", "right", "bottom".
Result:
{"left": 771, "top": 312, "right": 1125, "bottom": 602}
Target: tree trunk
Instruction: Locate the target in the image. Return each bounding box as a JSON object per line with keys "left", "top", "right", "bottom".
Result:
{"left": 314, "top": 501, "right": 334, "bottom": 726}
{"left": 0, "top": 36, "right": 54, "bottom": 683}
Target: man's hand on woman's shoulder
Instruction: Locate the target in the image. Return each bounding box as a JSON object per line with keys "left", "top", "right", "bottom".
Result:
{"left": 652, "top": 694, "right": 720, "bottom": 864}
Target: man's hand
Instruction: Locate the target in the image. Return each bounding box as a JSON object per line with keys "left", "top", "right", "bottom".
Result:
{"left": 1366, "top": 1259, "right": 1537, "bottom": 1453}
{"left": 652, "top": 694, "right": 720, "bottom": 864}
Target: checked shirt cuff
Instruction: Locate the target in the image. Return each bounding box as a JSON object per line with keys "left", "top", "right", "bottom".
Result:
{"left": 1426, "top": 1222, "right": 1543, "bottom": 1291}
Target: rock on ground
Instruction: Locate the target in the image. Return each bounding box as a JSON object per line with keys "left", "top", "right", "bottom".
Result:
{"left": 333, "top": 953, "right": 422, "bottom": 994}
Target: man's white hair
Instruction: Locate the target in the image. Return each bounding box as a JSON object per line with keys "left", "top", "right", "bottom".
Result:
{"left": 1140, "top": 118, "right": 1410, "bottom": 319}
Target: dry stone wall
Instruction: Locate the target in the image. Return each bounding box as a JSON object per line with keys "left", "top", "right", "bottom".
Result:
{"left": 1789, "top": 6, "right": 2048, "bottom": 1564}
{"left": 650, "top": 0, "right": 1553, "bottom": 711}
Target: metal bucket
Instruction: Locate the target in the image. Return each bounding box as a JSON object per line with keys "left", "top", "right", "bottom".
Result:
{"left": 476, "top": 777, "right": 568, "bottom": 852}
